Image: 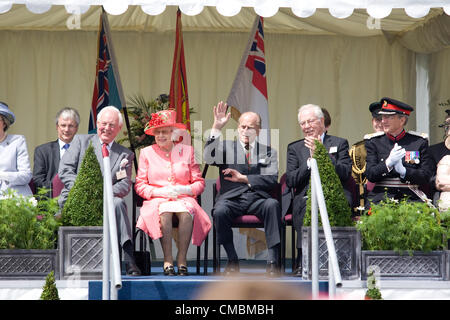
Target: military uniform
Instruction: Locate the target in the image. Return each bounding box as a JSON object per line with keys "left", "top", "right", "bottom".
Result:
{"left": 349, "top": 101, "right": 383, "bottom": 209}
{"left": 365, "top": 129, "right": 432, "bottom": 205}
{"left": 365, "top": 97, "right": 433, "bottom": 206}
{"left": 349, "top": 139, "right": 367, "bottom": 207}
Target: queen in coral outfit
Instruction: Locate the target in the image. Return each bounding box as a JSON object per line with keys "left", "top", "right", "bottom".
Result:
{"left": 135, "top": 110, "right": 211, "bottom": 276}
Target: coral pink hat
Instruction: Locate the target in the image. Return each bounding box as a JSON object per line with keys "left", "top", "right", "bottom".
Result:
{"left": 144, "top": 109, "right": 186, "bottom": 136}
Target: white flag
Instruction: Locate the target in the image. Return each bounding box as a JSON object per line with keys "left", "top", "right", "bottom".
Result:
{"left": 227, "top": 15, "right": 269, "bottom": 142}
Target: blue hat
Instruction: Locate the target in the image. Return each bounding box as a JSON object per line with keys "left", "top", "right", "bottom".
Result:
{"left": 0, "top": 101, "right": 15, "bottom": 125}
{"left": 369, "top": 101, "right": 382, "bottom": 118}
{"left": 379, "top": 97, "right": 413, "bottom": 116}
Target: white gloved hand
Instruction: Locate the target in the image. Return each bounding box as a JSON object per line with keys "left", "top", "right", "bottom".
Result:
{"left": 385, "top": 143, "right": 406, "bottom": 168}
{"left": 394, "top": 159, "right": 406, "bottom": 177}
{"left": 172, "top": 185, "right": 193, "bottom": 196}
{"left": 152, "top": 186, "right": 178, "bottom": 199}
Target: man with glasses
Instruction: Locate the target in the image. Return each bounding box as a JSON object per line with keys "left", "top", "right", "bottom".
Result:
{"left": 204, "top": 101, "right": 281, "bottom": 277}
{"left": 33, "top": 107, "right": 80, "bottom": 192}
{"left": 365, "top": 97, "right": 432, "bottom": 206}
{"left": 58, "top": 106, "right": 141, "bottom": 276}
{"left": 284, "top": 104, "right": 352, "bottom": 276}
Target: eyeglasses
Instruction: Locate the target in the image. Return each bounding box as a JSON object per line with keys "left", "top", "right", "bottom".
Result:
{"left": 299, "top": 118, "right": 319, "bottom": 127}
{"left": 58, "top": 124, "right": 77, "bottom": 130}
{"left": 98, "top": 122, "right": 116, "bottom": 129}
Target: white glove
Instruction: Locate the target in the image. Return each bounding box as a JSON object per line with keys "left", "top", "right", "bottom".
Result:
{"left": 385, "top": 143, "right": 406, "bottom": 168}
{"left": 394, "top": 159, "right": 406, "bottom": 177}
{"left": 152, "top": 186, "right": 178, "bottom": 199}
{"left": 172, "top": 185, "right": 193, "bottom": 196}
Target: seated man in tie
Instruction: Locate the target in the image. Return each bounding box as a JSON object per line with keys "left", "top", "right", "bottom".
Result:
{"left": 33, "top": 107, "right": 80, "bottom": 193}
{"left": 58, "top": 106, "right": 141, "bottom": 276}
{"left": 284, "top": 104, "right": 353, "bottom": 276}
{"left": 204, "top": 101, "right": 281, "bottom": 277}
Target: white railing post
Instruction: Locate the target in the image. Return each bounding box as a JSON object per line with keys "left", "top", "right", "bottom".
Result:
{"left": 102, "top": 185, "right": 110, "bottom": 300}
{"left": 102, "top": 151, "right": 122, "bottom": 300}
{"left": 310, "top": 163, "right": 319, "bottom": 299}
{"left": 309, "top": 159, "right": 342, "bottom": 298}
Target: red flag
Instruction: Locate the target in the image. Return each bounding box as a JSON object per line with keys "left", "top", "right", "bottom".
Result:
{"left": 169, "top": 9, "right": 190, "bottom": 131}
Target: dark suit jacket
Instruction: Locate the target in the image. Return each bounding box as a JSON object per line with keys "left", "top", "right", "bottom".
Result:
{"left": 33, "top": 140, "right": 60, "bottom": 191}
{"left": 283, "top": 134, "right": 352, "bottom": 227}
{"left": 204, "top": 137, "right": 278, "bottom": 202}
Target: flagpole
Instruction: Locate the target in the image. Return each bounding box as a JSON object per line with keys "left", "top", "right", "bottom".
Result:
{"left": 101, "top": 7, "right": 138, "bottom": 173}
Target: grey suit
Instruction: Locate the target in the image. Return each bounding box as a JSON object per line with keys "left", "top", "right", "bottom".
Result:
{"left": 58, "top": 134, "right": 134, "bottom": 245}
{"left": 33, "top": 140, "right": 60, "bottom": 191}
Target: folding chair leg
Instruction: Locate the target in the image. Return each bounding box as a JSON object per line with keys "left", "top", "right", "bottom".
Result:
{"left": 196, "top": 246, "right": 201, "bottom": 275}
{"left": 203, "top": 235, "right": 208, "bottom": 275}
{"left": 213, "top": 224, "right": 217, "bottom": 273}
{"left": 291, "top": 226, "right": 296, "bottom": 273}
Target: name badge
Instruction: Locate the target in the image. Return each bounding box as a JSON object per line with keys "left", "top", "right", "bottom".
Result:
{"left": 329, "top": 146, "right": 337, "bottom": 153}
{"left": 116, "top": 169, "right": 127, "bottom": 180}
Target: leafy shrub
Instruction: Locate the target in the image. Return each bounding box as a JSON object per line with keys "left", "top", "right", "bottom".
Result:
{"left": 357, "top": 197, "right": 446, "bottom": 253}
{"left": 304, "top": 140, "right": 353, "bottom": 227}
{"left": 0, "top": 188, "right": 60, "bottom": 249}
{"left": 40, "top": 271, "right": 60, "bottom": 300}
{"left": 62, "top": 142, "right": 103, "bottom": 226}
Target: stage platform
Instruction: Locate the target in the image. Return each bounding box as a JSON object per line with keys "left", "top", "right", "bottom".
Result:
{"left": 1, "top": 260, "right": 450, "bottom": 300}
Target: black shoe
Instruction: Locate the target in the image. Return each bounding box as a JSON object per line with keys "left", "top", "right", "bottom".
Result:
{"left": 164, "top": 265, "right": 176, "bottom": 276}
{"left": 293, "top": 266, "right": 302, "bottom": 277}
{"left": 266, "top": 261, "right": 280, "bottom": 278}
{"left": 178, "top": 265, "right": 189, "bottom": 276}
{"left": 126, "top": 262, "right": 142, "bottom": 276}
{"left": 224, "top": 260, "right": 240, "bottom": 276}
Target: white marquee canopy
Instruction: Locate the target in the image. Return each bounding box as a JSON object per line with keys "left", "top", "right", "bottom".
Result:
{"left": 1, "top": 0, "right": 450, "bottom": 19}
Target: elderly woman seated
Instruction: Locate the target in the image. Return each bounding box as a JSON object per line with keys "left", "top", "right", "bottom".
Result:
{"left": 0, "top": 102, "right": 32, "bottom": 198}
{"left": 135, "top": 110, "right": 211, "bottom": 276}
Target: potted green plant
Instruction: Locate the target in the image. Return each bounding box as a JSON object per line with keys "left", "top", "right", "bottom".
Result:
{"left": 358, "top": 197, "right": 448, "bottom": 280}
{"left": 58, "top": 143, "right": 104, "bottom": 280}
{"left": 40, "top": 271, "right": 60, "bottom": 300}
{"left": 0, "top": 188, "right": 60, "bottom": 279}
{"left": 301, "top": 141, "right": 360, "bottom": 280}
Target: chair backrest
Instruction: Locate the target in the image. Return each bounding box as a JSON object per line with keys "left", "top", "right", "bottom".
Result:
{"left": 52, "top": 174, "right": 64, "bottom": 198}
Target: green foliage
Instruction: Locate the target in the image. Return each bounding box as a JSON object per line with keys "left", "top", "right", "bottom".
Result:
{"left": 357, "top": 197, "right": 447, "bottom": 253}
{"left": 365, "top": 270, "right": 383, "bottom": 300}
{"left": 0, "top": 188, "right": 60, "bottom": 249}
{"left": 304, "top": 140, "right": 353, "bottom": 227}
{"left": 40, "top": 271, "right": 60, "bottom": 300}
{"left": 62, "top": 142, "right": 103, "bottom": 226}
{"left": 118, "top": 93, "right": 195, "bottom": 149}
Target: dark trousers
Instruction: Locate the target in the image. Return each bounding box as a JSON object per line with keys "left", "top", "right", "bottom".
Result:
{"left": 213, "top": 191, "right": 281, "bottom": 249}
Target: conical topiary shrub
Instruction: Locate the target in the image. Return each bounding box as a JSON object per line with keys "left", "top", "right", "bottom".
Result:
{"left": 40, "top": 271, "right": 60, "bottom": 300}
{"left": 62, "top": 142, "right": 103, "bottom": 226}
{"left": 304, "top": 140, "right": 353, "bottom": 226}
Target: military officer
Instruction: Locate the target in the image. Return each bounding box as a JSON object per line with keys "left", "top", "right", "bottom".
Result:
{"left": 349, "top": 101, "right": 384, "bottom": 209}
{"left": 365, "top": 97, "right": 432, "bottom": 206}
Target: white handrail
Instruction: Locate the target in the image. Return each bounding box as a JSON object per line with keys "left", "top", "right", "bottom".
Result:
{"left": 102, "top": 154, "right": 122, "bottom": 300}
{"left": 309, "top": 159, "right": 342, "bottom": 299}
